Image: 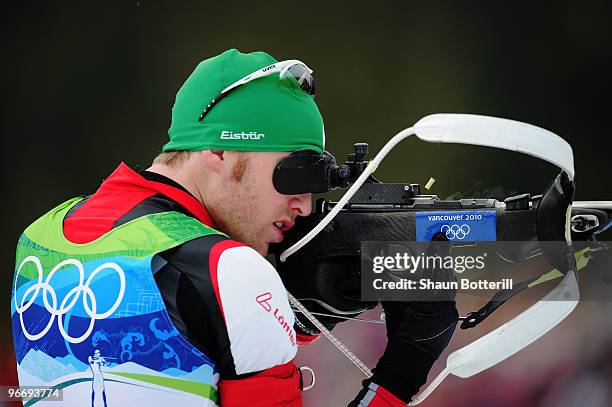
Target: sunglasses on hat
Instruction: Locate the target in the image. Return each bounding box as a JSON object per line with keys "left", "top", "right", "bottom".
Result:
{"left": 198, "top": 60, "right": 315, "bottom": 122}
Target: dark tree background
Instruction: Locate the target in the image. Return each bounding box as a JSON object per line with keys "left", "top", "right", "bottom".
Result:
{"left": 3, "top": 2, "right": 611, "bottom": 406}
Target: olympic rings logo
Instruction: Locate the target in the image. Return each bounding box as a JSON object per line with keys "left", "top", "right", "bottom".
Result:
{"left": 13, "top": 256, "right": 126, "bottom": 344}
{"left": 440, "top": 224, "right": 471, "bottom": 240}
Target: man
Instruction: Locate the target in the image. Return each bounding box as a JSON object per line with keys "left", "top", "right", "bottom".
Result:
{"left": 88, "top": 349, "right": 109, "bottom": 407}
{"left": 11, "top": 49, "right": 457, "bottom": 406}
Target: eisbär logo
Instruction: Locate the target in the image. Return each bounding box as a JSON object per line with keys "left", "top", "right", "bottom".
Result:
{"left": 220, "top": 131, "right": 265, "bottom": 140}
{"left": 255, "top": 292, "right": 296, "bottom": 346}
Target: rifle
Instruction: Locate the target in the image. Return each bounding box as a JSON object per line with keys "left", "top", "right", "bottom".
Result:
{"left": 271, "top": 114, "right": 611, "bottom": 404}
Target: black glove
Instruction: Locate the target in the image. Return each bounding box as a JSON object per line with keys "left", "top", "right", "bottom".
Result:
{"left": 349, "top": 300, "right": 458, "bottom": 404}
{"left": 351, "top": 238, "right": 459, "bottom": 405}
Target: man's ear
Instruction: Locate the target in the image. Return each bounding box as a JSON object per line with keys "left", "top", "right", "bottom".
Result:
{"left": 200, "top": 150, "right": 226, "bottom": 173}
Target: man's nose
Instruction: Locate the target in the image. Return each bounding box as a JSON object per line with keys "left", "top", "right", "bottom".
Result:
{"left": 291, "top": 193, "right": 312, "bottom": 217}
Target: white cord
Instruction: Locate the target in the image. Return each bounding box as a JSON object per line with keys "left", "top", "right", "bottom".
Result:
{"left": 293, "top": 309, "right": 385, "bottom": 324}
{"left": 287, "top": 292, "right": 373, "bottom": 378}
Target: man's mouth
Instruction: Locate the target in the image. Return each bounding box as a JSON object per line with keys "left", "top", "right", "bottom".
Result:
{"left": 273, "top": 220, "right": 294, "bottom": 233}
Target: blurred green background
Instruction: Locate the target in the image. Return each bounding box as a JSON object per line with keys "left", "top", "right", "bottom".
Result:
{"left": 4, "top": 1, "right": 612, "bottom": 406}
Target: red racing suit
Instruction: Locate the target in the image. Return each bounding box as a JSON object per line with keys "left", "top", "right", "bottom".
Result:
{"left": 63, "top": 163, "right": 404, "bottom": 406}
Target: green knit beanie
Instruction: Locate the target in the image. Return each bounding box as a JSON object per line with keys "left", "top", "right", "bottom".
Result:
{"left": 164, "top": 49, "right": 325, "bottom": 154}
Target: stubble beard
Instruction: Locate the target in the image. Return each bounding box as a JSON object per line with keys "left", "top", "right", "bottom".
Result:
{"left": 209, "top": 156, "right": 269, "bottom": 255}
{"left": 215, "top": 200, "right": 268, "bottom": 255}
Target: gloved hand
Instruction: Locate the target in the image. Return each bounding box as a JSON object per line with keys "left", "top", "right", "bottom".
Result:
{"left": 350, "top": 300, "right": 459, "bottom": 405}
{"left": 351, "top": 238, "right": 459, "bottom": 405}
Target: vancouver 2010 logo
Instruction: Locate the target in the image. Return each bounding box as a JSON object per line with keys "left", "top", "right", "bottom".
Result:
{"left": 440, "top": 224, "right": 471, "bottom": 240}
{"left": 13, "top": 256, "right": 125, "bottom": 343}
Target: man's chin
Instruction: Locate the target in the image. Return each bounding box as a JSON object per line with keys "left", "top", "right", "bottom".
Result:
{"left": 248, "top": 241, "right": 269, "bottom": 257}
{"left": 224, "top": 231, "right": 270, "bottom": 256}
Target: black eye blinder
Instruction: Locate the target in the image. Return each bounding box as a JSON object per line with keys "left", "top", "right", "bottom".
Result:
{"left": 273, "top": 151, "right": 336, "bottom": 195}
